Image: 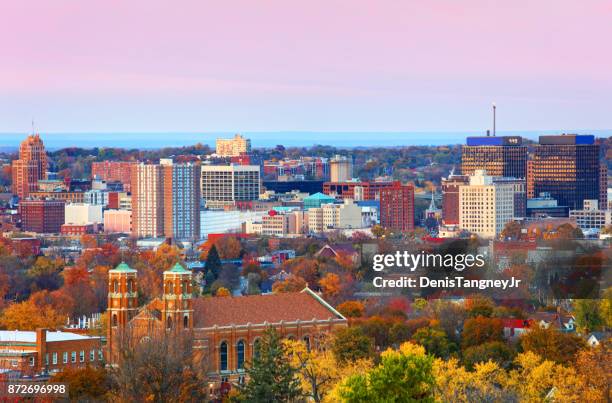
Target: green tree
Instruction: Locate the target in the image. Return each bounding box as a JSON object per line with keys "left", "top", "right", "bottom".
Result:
{"left": 574, "top": 299, "right": 604, "bottom": 333}
{"left": 236, "top": 328, "right": 301, "bottom": 402}
{"left": 331, "top": 327, "right": 375, "bottom": 365}
{"left": 205, "top": 244, "right": 222, "bottom": 280}
{"left": 332, "top": 343, "right": 435, "bottom": 402}
{"left": 411, "top": 327, "right": 456, "bottom": 359}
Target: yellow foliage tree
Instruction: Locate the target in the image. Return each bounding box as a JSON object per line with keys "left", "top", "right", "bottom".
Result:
{"left": 283, "top": 337, "right": 372, "bottom": 402}
{"left": 0, "top": 300, "right": 66, "bottom": 330}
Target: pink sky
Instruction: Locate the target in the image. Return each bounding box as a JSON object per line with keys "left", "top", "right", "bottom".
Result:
{"left": 1, "top": 0, "right": 612, "bottom": 132}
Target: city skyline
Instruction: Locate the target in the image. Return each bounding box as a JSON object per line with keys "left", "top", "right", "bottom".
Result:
{"left": 2, "top": 1, "right": 612, "bottom": 133}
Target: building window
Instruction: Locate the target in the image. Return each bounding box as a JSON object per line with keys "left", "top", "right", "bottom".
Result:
{"left": 112, "top": 314, "right": 118, "bottom": 327}
{"left": 45, "top": 353, "right": 49, "bottom": 365}
{"left": 237, "top": 340, "right": 245, "bottom": 370}
{"left": 220, "top": 342, "right": 228, "bottom": 371}
{"left": 182, "top": 280, "right": 188, "bottom": 294}
{"left": 63, "top": 352, "right": 68, "bottom": 364}
{"left": 98, "top": 350, "right": 103, "bottom": 361}
{"left": 80, "top": 350, "right": 85, "bottom": 362}
{"left": 183, "top": 315, "right": 189, "bottom": 329}
{"left": 29, "top": 356, "right": 35, "bottom": 366}
{"left": 71, "top": 352, "right": 76, "bottom": 363}
{"left": 52, "top": 352, "right": 58, "bottom": 365}
{"left": 113, "top": 280, "right": 118, "bottom": 293}
{"left": 303, "top": 336, "right": 311, "bottom": 352}
{"left": 90, "top": 350, "right": 95, "bottom": 361}
{"left": 253, "top": 338, "right": 261, "bottom": 359}
{"left": 166, "top": 316, "right": 173, "bottom": 329}
{"left": 127, "top": 279, "right": 134, "bottom": 293}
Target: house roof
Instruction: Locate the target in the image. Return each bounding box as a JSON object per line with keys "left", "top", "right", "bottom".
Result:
{"left": 192, "top": 288, "right": 345, "bottom": 328}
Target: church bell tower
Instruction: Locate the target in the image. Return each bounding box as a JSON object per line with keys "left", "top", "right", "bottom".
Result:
{"left": 162, "top": 263, "right": 194, "bottom": 331}
{"left": 107, "top": 262, "right": 138, "bottom": 362}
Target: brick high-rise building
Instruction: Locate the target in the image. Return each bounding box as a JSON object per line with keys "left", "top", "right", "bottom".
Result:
{"left": 12, "top": 134, "right": 48, "bottom": 198}
{"left": 19, "top": 199, "right": 65, "bottom": 233}
{"left": 323, "top": 180, "right": 400, "bottom": 200}
{"left": 379, "top": 183, "right": 414, "bottom": 232}
{"left": 91, "top": 161, "right": 136, "bottom": 192}
{"left": 131, "top": 163, "right": 164, "bottom": 238}
{"left": 441, "top": 174, "right": 469, "bottom": 225}
{"left": 161, "top": 159, "right": 201, "bottom": 240}
{"left": 461, "top": 136, "right": 527, "bottom": 178}
{"left": 531, "top": 134, "right": 600, "bottom": 210}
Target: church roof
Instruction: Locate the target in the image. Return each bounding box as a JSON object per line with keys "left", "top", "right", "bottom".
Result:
{"left": 164, "top": 262, "right": 190, "bottom": 274}
{"left": 192, "top": 288, "right": 345, "bottom": 328}
{"left": 109, "top": 262, "right": 137, "bottom": 273}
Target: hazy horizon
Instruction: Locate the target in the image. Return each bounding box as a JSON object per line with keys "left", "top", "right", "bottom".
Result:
{"left": 1, "top": 130, "right": 610, "bottom": 150}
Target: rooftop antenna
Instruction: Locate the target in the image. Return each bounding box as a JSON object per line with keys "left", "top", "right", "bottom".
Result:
{"left": 492, "top": 102, "right": 496, "bottom": 136}
{"left": 31, "top": 118, "right": 36, "bottom": 135}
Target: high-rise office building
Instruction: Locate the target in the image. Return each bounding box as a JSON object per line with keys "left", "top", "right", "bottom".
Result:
{"left": 201, "top": 165, "right": 260, "bottom": 208}
{"left": 461, "top": 136, "right": 527, "bottom": 178}
{"left": 329, "top": 155, "right": 353, "bottom": 182}
{"left": 161, "top": 159, "right": 201, "bottom": 239}
{"left": 531, "top": 134, "right": 600, "bottom": 210}
{"left": 459, "top": 170, "right": 515, "bottom": 238}
{"left": 11, "top": 134, "right": 48, "bottom": 198}
{"left": 441, "top": 174, "right": 469, "bottom": 225}
{"left": 131, "top": 163, "right": 164, "bottom": 238}
{"left": 379, "top": 183, "right": 415, "bottom": 232}
{"left": 215, "top": 134, "right": 251, "bottom": 157}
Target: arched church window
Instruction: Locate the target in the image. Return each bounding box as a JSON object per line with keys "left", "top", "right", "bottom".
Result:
{"left": 166, "top": 316, "right": 173, "bottom": 329}
{"left": 220, "top": 342, "right": 228, "bottom": 371}
{"left": 237, "top": 340, "right": 245, "bottom": 370}
{"left": 183, "top": 315, "right": 189, "bottom": 329}
{"left": 112, "top": 314, "right": 118, "bottom": 327}
{"left": 113, "top": 280, "right": 118, "bottom": 293}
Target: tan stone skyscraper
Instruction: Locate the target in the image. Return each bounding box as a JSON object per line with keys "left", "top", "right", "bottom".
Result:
{"left": 12, "top": 134, "right": 48, "bottom": 198}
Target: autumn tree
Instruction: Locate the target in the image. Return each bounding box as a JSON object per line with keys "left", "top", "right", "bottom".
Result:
{"left": 461, "top": 316, "right": 503, "bottom": 349}
{"left": 462, "top": 341, "right": 515, "bottom": 370}
{"left": 0, "top": 300, "right": 65, "bottom": 330}
{"left": 272, "top": 276, "right": 307, "bottom": 293}
{"left": 52, "top": 366, "right": 109, "bottom": 401}
{"left": 284, "top": 337, "right": 372, "bottom": 402}
{"left": 336, "top": 301, "right": 365, "bottom": 318}
{"left": 519, "top": 326, "right": 586, "bottom": 364}
{"left": 331, "top": 327, "right": 375, "bottom": 364}
{"left": 108, "top": 327, "right": 208, "bottom": 402}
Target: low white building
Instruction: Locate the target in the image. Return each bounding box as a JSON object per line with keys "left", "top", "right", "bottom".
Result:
{"left": 65, "top": 203, "right": 103, "bottom": 225}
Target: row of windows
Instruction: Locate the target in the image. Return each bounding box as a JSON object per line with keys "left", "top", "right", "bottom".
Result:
{"left": 219, "top": 336, "right": 312, "bottom": 372}
{"left": 40, "top": 349, "right": 103, "bottom": 366}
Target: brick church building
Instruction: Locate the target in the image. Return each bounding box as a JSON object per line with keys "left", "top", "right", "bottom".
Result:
{"left": 106, "top": 262, "right": 347, "bottom": 387}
